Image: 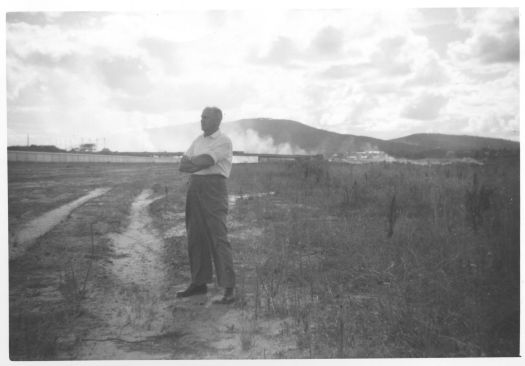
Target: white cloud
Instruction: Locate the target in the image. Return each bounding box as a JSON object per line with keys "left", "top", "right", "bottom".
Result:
{"left": 401, "top": 92, "right": 449, "bottom": 121}
{"left": 250, "top": 36, "right": 301, "bottom": 66}
{"left": 309, "top": 26, "right": 344, "bottom": 56}
{"left": 449, "top": 8, "right": 519, "bottom": 65}
{"left": 463, "top": 114, "right": 519, "bottom": 140}
{"left": 404, "top": 51, "right": 450, "bottom": 86}
{"left": 6, "top": 9, "right": 520, "bottom": 151}
{"left": 137, "top": 37, "right": 181, "bottom": 75}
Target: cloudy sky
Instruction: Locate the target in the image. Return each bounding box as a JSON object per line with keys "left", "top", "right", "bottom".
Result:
{"left": 6, "top": 8, "right": 520, "bottom": 151}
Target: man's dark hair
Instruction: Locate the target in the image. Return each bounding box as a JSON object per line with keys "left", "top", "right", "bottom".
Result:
{"left": 205, "top": 106, "right": 223, "bottom": 123}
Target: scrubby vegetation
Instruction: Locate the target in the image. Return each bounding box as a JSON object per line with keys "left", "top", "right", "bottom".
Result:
{"left": 226, "top": 157, "right": 519, "bottom": 357}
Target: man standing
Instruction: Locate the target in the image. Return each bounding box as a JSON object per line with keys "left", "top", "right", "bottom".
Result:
{"left": 177, "top": 106, "right": 235, "bottom": 304}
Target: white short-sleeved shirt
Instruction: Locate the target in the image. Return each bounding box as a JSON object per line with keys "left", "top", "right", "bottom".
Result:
{"left": 185, "top": 130, "right": 233, "bottom": 178}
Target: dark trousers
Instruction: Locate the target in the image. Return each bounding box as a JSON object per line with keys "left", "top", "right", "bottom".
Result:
{"left": 185, "top": 175, "right": 235, "bottom": 288}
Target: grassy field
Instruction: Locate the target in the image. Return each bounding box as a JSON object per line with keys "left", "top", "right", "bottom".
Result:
{"left": 8, "top": 158, "right": 520, "bottom": 359}
{"left": 229, "top": 158, "right": 520, "bottom": 357}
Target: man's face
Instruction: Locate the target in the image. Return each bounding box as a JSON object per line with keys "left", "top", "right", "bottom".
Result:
{"left": 201, "top": 109, "right": 219, "bottom": 135}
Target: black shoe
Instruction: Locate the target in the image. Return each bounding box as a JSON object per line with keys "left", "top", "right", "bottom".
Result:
{"left": 213, "top": 288, "right": 235, "bottom": 304}
{"left": 176, "top": 283, "right": 207, "bottom": 298}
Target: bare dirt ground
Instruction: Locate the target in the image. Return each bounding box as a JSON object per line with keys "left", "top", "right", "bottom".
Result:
{"left": 8, "top": 162, "right": 303, "bottom": 360}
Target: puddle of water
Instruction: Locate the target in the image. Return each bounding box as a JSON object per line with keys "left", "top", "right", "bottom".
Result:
{"left": 10, "top": 187, "right": 111, "bottom": 260}
{"left": 228, "top": 192, "right": 275, "bottom": 205}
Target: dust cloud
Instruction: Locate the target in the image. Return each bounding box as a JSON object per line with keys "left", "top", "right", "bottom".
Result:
{"left": 227, "top": 129, "right": 308, "bottom": 155}
{"left": 140, "top": 124, "right": 309, "bottom": 155}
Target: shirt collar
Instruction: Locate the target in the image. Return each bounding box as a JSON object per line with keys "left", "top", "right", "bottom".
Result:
{"left": 204, "top": 130, "right": 222, "bottom": 139}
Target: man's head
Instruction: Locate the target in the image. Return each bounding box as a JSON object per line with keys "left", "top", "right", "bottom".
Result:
{"left": 201, "top": 107, "right": 223, "bottom": 136}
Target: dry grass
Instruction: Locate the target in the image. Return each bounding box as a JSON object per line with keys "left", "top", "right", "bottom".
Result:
{"left": 228, "top": 157, "right": 519, "bottom": 357}
{"left": 9, "top": 158, "right": 519, "bottom": 359}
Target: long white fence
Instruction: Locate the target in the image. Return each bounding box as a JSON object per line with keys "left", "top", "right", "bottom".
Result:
{"left": 8, "top": 150, "right": 181, "bottom": 163}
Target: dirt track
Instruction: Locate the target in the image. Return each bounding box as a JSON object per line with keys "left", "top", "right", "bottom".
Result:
{"left": 9, "top": 163, "right": 302, "bottom": 360}
{"left": 77, "top": 188, "right": 299, "bottom": 359}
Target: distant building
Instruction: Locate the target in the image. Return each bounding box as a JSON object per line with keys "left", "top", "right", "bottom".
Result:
{"left": 329, "top": 150, "right": 393, "bottom": 163}
{"left": 78, "top": 143, "right": 97, "bottom": 153}
{"left": 232, "top": 152, "right": 323, "bottom": 163}
{"left": 232, "top": 155, "right": 258, "bottom": 164}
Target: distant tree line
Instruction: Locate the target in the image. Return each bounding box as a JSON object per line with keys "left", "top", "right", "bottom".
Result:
{"left": 8, "top": 145, "right": 66, "bottom": 153}
{"left": 7, "top": 144, "right": 184, "bottom": 158}
{"left": 384, "top": 147, "right": 519, "bottom": 160}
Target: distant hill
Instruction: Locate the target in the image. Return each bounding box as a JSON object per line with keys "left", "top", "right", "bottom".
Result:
{"left": 145, "top": 118, "right": 519, "bottom": 158}
{"left": 222, "top": 118, "right": 384, "bottom": 154}
{"left": 390, "top": 133, "right": 519, "bottom": 151}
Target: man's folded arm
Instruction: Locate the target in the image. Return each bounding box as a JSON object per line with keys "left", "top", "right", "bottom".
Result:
{"left": 191, "top": 154, "right": 215, "bottom": 168}
{"left": 179, "top": 155, "right": 199, "bottom": 173}
{"left": 179, "top": 154, "right": 214, "bottom": 173}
